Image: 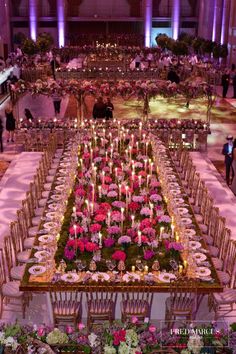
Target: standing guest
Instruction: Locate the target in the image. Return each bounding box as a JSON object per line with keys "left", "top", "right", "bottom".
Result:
{"left": 222, "top": 135, "right": 234, "bottom": 185}
{"left": 231, "top": 139, "right": 236, "bottom": 195}
{"left": 0, "top": 56, "right": 6, "bottom": 71}
{"left": 221, "top": 70, "right": 230, "bottom": 98}
{"left": 105, "top": 97, "right": 114, "bottom": 120}
{"left": 93, "top": 97, "right": 106, "bottom": 119}
{"left": 0, "top": 116, "right": 3, "bottom": 153}
{"left": 232, "top": 72, "right": 236, "bottom": 99}
{"left": 5, "top": 105, "right": 16, "bottom": 143}
{"left": 52, "top": 90, "right": 62, "bottom": 115}
{"left": 134, "top": 54, "right": 141, "bottom": 68}
{"left": 24, "top": 108, "right": 34, "bottom": 121}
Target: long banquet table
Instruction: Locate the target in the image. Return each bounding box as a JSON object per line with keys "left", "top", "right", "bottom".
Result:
{"left": 20, "top": 127, "right": 223, "bottom": 300}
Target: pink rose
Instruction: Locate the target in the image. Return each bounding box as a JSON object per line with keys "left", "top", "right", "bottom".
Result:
{"left": 66, "top": 325, "right": 74, "bottom": 334}
{"left": 78, "top": 323, "right": 85, "bottom": 331}
{"left": 149, "top": 324, "right": 156, "bottom": 333}
{"left": 37, "top": 327, "right": 45, "bottom": 337}
{"left": 131, "top": 316, "right": 138, "bottom": 324}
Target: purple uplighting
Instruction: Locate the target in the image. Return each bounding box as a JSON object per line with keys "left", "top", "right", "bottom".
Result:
{"left": 29, "top": 0, "right": 37, "bottom": 41}
{"left": 57, "top": 0, "right": 65, "bottom": 47}
{"left": 172, "top": 0, "right": 180, "bottom": 40}
{"left": 144, "top": 0, "right": 152, "bottom": 47}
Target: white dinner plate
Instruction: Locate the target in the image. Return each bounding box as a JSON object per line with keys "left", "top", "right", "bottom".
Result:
{"left": 91, "top": 272, "right": 110, "bottom": 282}
{"left": 46, "top": 212, "right": 57, "bottom": 220}
{"left": 177, "top": 207, "right": 189, "bottom": 216}
{"left": 58, "top": 169, "right": 67, "bottom": 175}
{"left": 193, "top": 253, "right": 207, "bottom": 263}
{"left": 28, "top": 265, "right": 46, "bottom": 276}
{"left": 189, "top": 241, "right": 202, "bottom": 250}
{"left": 158, "top": 273, "right": 176, "bottom": 283}
{"left": 56, "top": 177, "right": 66, "bottom": 182}
{"left": 174, "top": 197, "right": 185, "bottom": 204}
{"left": 50, "top": 195, "right": 61, "bottom": 201}
{"left": 38, "top": 235, "right": 54, "bottom": 244}
{"left": 34, "top": 250, "right": 51, "bottom": 260}
{"left": 169, "top": 182, "right": 180, "bottom": 188}
{"left": 181, "top": 218, "right": 193, "bottom": 226}
{"left": 55, "top": 185, "right": 64, "bottom": 192}
{"left": 170, "top": 189, "right": 181, "bottom": 195}
{"left": 61, "top": 273, "right": 80, "bottom": 283}
{"left": 185, "top": 229, "right": 196, "bottom": 237}
{"left": 48, "top": 202, "right": 59, "bottom": 210}
{"left": 123, "top": 273, "right": 140, "bottom": 282}
{"left": 196, "top": 267, "right": 211, "bottom": 277}
{"left": 44, "top": 221, "right": 57, "bottom": 230}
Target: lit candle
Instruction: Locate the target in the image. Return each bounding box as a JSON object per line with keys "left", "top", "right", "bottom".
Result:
{"left": 179, "top": 265, "right": 183, "bottom": 274}
{"left": 144, "top": 265, "right": 149, "bottom": 273}
{"left": 171, "top": 224, "right": 175, "bottom": 238}
{"left": 160, "top": 226, "right": 164, "bottom": 239}
{"left": 131, "top": 266, "right": 135, "bottom": 272}
{"left": 147, "top": 174, "right": 150, "bottom": 187}
{"left": 102, "top": 171, "right": 105, "bottom": 185}
{"left": 107, "top": 211, "right": 111, "bottom": 226}
{"left": 115, "top": 167, "right": 118, "bottom": 179}
{"left": 99, "top": 232, "right": 102, "bottom": 248}
{"left": 175, "top": 234, "right": 179, "bottom": 242}
{"left": 125, "top": 186, "right": 129, "bottom": 206}
{"left": 91, "top": 183, "right": 94, "bottom": 203}
{"left": 131, "top": 215, "right": 135, "bottom": 227}
{"left": 131, "top": 134, "right": 134, "bottom": 146}
{"left": 73, "top": 206, "right": 77, "bottom": 221}
{"left": 118, "top": 184, "right": 122, "bottom": 200}
{"left": 138, "top": 231, "right": 142, "bottom": 246}
{"left": 90, "top": 148, "right": 93, "bottom": 160}
{"left": 150, "top": 162, "right": 153, "bottom": 175}
{"left": 121, "top": 207, "right": 124, "bottom": 231}
{"left": 183, "top": 260, "right": 188, "bottom": 268}
{"left": 98, "top": 185, "right": 102, "bottom": 198}
{"left": 105, "top": 151, "right": 108, "bottom": 161}
{"left": 144, "top": 159, "right": 147, "bottom": 172}
{"left": 73, "top": 224, "right": 77, "bottom": 239}
{"left": 109, "top": 162, "right": 113, "bottom": 174}
{"left": 138, "top": 175, "right": 142, "bottom": 188}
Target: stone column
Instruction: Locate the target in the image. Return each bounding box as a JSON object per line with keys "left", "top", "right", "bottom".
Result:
{"left": 198, "top": 0, "right": 214, "bottom": 40}
{"left": 57, "top": 0, "right": 65, "bottom": 47}
{"left": 172, "top": 0, "right": 180, "bottom": 40}
{"left": 144, "top": 0, "right": 153, "bottom": 47}
{"left": 0, "top": 0, "right": 11, "bottom": 52}
{"left": 29, "top": 0, "right": 38, "bottom": 41}
{"left": 221, "top": 0, "right": 231, "bottom": 44}
{"left": 212, "top": 0, "right": 223, "bottom": 43}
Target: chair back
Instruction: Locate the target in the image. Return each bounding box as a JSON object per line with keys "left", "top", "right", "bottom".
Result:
{"left": 3, "top": 236, "right": 16, "bottom": 277}
{"left": 10, "top": 219, "right": 24, "bottom": 257}
{"left": 169, "top": 279, "right": 197, "bottom": 317}
{"left": 121, "top": 287, "right": 153, "bottom": 320}
{"left": 50, "top": 290, "right": 83, "bottom": 324}
{"left": 86, "top": 290, "right": 117, "bottom": 314}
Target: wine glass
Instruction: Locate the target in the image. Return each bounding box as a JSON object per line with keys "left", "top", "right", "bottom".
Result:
{"left": 106, "top": 259, "right": 116, "bottom": 271}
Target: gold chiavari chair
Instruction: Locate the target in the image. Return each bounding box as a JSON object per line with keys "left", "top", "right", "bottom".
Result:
{"left": 208, "top": 216, "right": 226, "bottom": 258}
{"left": 3, "top": 236, "right": 25, "bottom": 281}
{"left": 29, "top": 181, "right": 45, "bottom": 217}
{"left": 49, "top": 290, "right": 83, "bottom": 328}
{"left": 179, "top": 152, "right": 191, "bottom": 179}
{"left": 170, "top": 129, "right": 182, "bottom": 150}
{"left": 17, "top": 207, "right": 35, "bottom": 250}
{"left": 182, "top": 158, "right": 194, "bottom": 188}
{"left": 188, "top": 172, "right": 201, "bottom": 206}
{"left": 216, "top": 240, "right": 236, "bottom": 286}
{"left": 12, "top": 217, "right": 31, "bottom": 263}
{"left": 211, "top": 228, "right": 231, "bottom": 271}
{"left": 165, "top": 279, "right": 198, "bottom": 329}
{"left": 22, "top": 194, "right": 41, "bottom": 234}
{"left": 209, "top": 242, "right": 236, "bottom": 320}
{"left": 197, "top": 194, "right": 214, "bottom": 235}
{"left": 120, "top": 287, "right": 153, "bottom": 323}
{"left": 203, "top": 207, "right": 220, "bottom": 246}
{"left": 34, "top": 172, "right": 48, "bottom": 208}
{"left": 0, "top": 249, "right": 30, "bottom": 319}
{"left": 185, "top": 164, "right": 196, "bottom": 195}
{"left": 192, "top": 179, "right": 205, "bottom": 214}
{"left": 86, "top": 290, "right": 117, "bottom": 331}
{"left": 177, "top": 149, "right": 188, "bottom": 170}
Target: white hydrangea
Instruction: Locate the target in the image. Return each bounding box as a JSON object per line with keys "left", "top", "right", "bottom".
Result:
{"left": 104, "top": 345, "right": 116, "bottom": 354}
{"left": 187, "top": 334, "right": 204, "bottom": 354}
{"left": 0, "top": 332, "right": 5, "bottom": 344}
{"left": 125, "top": 329, "right": 138, "bottom": 347}
{"left": 118, "top": 342, "right": 130, "bottom": 354}
{"left": 88, "top": 333, "right": 99, "bottom": 348}
{"left": 46, "top": 328, "right": 69, "bottom": 345}
{"left": 4, "top": 336, "right": 19, "bottom": 350}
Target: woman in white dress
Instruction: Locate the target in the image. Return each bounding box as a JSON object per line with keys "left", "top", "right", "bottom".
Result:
{"left": 231, "top": 139, "right": 236, "bottom": 195}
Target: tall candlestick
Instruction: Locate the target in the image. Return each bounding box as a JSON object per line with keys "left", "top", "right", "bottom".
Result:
{"left": 171, "top": 224, "right": 175, "bottom": 238}
{"left": 138, "top": 231, "right": 142, "bottom": 246}
{"left": 98, "top": 185, "right": 102, "bottom": 198}
{"left": 138, "top": 175, "right": 142, "bottom": 188}
{"left": 107, "top": 211, "right": 111, "bottom": 226}
{"left": 99, "top": 232, "right": 102, "bottom": 248}
{"left": 73, "top": 224, "right": 77, "bottom": 239}
{"left": 131, "top": 215, "right": 135, "bottom": 228}
{"left": 121, "top": 207, "right": 124, "bottom": 231}
{"left": 160, "top": 226, "right": 164, "bottom": 239}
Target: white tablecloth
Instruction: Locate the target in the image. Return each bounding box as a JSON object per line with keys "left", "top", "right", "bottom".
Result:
{"left": 190, "top": 152, "right": 236, "bottom": 239}
{"left": 0, "top": 67, "right": 13, "bottom": 85}
{"left": 0, "top": 152, "right": 43, "bottom": 244}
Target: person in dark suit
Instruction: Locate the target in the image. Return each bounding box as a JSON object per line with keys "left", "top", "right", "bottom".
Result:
{"left": 221, "top": 70, "right": 230, "bottom": 98}
{"left": 167, "top": 68, "right": 180, "bottom": 84}
{"left": 105, "top": 97, "right": 114, "bottom": 120}
{"left": 0, "top": 116, "right": 3, "bottom": 153}
{"left": 93, "top": 97, "right": 106, "bottom": 119}
{"left": 222, "top": 135, "right": 234, "bottom": 185}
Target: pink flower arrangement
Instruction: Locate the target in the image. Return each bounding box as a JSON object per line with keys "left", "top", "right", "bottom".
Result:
{"left": 132, "top": 195, "right": 144, "bottom": 203}
{"left": 113, "top": 329, "right": 126, "bottom": 346}
{"left": 107, "top": 190, "right": 118, "bottom": 198}
{"left": 94, "top": 214, "right": 106, "bottom": 222}
{"left": 140, "top": 207, "right": 152, "bottom": 216}
{"left": 75, "top": 187, "right": 86, "bottom": 197}
{"left": 108, "top": 225, "right": 121, "bottom": 235}
{"left": 142, "top": 227, "right": 155, "bottom": 237}
{"left": 164, "top": 241, "right": 184, "bottom": 251}
{"left": 159, "top": 215, "right": 171, "bottom": 223}
{"left": 118, "top": 235, "right": 131, "bottom": 244}
{"left": 112, "top": 201, "right": 126, "bottom": 209}
{"left": 112, "top": 250, "right": 126, "bottom": 261}
{"left": 105, "top": 176, "right": 112, "bottom": 183}
{"left": 104, "top": 237, "right": 115, "bottom": 248}
{"left": 69, "top": 225, "right": 84, "bottom": 235}
{"left": 37, "top": 327, "right": 45, "bottom": 337}
{"left": 85, "top": 242, "right": 99, "bottom": 252}
{"left": 128, "top": 201, "right": 140, "bottom": 212}
{"left": 89, "top": 223, "right": 102, "bottom": 233}
{"left": 150, "top": 194, "right": 162, "bottom": 203}
{"left": 144, "top": 249, "right": 155, "bottom": 260}
{"left": 111, "top": 210, "right": 121, "bottom": 222}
